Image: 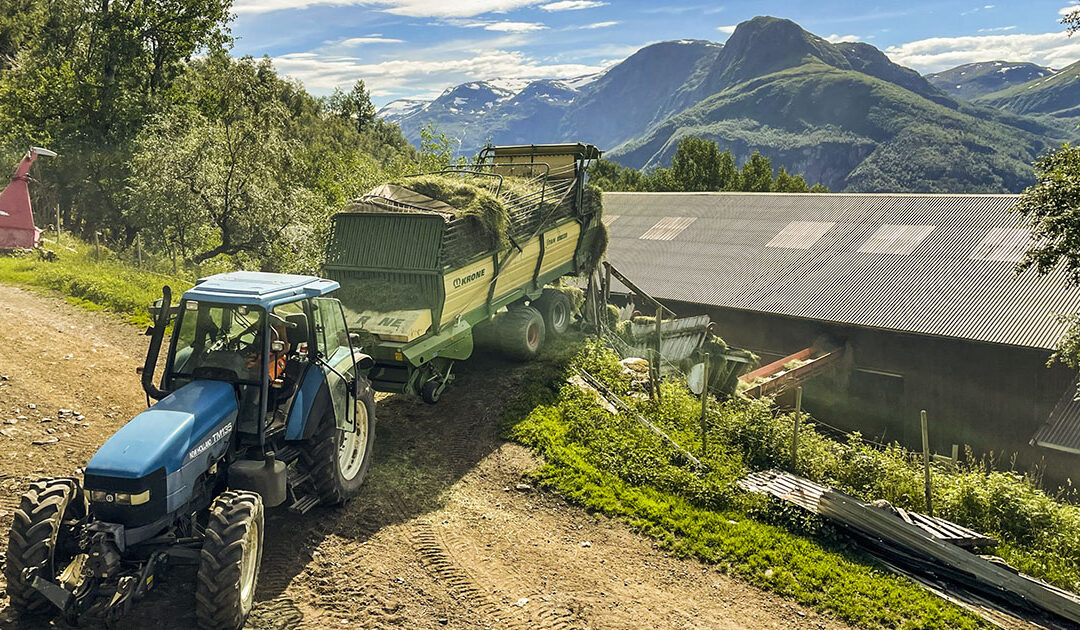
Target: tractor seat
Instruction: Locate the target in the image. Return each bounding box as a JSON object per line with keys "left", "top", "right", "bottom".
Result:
{"left": 286, "top": 313, "right": 308, "bottom": 349}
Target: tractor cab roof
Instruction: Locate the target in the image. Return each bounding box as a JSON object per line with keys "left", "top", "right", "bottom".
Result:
{"left": 183, "top": 271, "right": 339, "bottom": 309}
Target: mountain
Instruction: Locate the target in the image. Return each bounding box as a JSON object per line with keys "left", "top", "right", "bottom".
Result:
{"left": 377, "top": 39, "right": 722, "bottom": 150}
{"left": 609, "top": 16, "right": 1066, "bottom": 192}
{"left": 382, "top": 16, "right": 1070, "bottom": 192}
{"left": 927, "top": 61, "right": 1055, "bottom": 101}
{"left": 975, "top": 59, "right": 1080, "bottom": 117}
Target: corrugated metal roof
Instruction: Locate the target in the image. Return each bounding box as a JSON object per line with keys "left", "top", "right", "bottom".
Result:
{"left": 1031, "top": 386, "right": 1080, "bottom": 454}
{"left": 603, "top": 192, "right": 1080, "bottom": 350}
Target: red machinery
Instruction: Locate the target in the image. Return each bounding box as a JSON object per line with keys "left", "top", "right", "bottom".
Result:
{"left": 0, "top": 146, "right": 56, "bottom": 249}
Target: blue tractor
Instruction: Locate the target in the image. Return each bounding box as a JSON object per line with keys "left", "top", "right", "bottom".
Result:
{"left": 4, "top": 272, "right": 377, "bottom": 628}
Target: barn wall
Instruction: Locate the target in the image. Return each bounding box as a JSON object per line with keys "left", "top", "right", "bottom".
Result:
{"left": 662, "top": 299, "right": 1080, "bottom": 487}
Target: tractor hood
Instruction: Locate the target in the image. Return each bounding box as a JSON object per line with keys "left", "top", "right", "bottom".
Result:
{"left": 86, "top": 380, "right": 238, "bottom": 479}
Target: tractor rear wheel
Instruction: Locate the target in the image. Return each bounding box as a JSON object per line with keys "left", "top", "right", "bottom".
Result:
{"left": 196, "top": 490, "right": 264, "bottom": 630}
{"left": 533, "top": 289, "right": 572, "bottom": 336}
{"left": 4, "top": 477, "right": 83, "bottom": 617}
{"left": 300, "top": 377, "right": 376, "bottom": 506}
{"left": 500, "top": 306, "right": 546, "bottom": 361}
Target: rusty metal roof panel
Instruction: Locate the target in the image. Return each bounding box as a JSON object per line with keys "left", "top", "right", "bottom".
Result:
{"left": 603, "top": 192, "right": 1080, "bottom": 350}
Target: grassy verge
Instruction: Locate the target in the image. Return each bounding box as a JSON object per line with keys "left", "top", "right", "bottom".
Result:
{"left": 502, "top": 338, "right": 1007, "bottom": 629}
{"left": 0, "top": 236, "right": 190, "bottom": 326}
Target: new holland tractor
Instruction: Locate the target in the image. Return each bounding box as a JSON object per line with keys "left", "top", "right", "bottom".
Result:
{"left": 4, "top": 272, "right": 376, "bottom": 628}
{"left": 3, "top": 143, "right": 604, "bottom": 629}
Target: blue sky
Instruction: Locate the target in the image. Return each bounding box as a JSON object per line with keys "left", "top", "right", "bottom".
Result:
{"left": 226, "top": 0, "right": 1080, "bottom": 106}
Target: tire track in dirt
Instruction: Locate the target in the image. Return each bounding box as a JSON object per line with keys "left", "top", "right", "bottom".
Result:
{"left": 409, "top": 521, "right": 532, "bottom": 630}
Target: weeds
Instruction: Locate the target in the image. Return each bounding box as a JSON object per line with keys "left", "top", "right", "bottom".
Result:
{"left": 504, "top": 339, "right": 986, "bottom": 629}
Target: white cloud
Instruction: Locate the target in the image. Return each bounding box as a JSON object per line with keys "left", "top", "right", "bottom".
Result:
{"left": 580, "top": 20, "right": 617, "bottom": 29}
{"left": 977, "top": 25, "right": 1016, "bottom": 33}
{"left": 337, "top": 36, "right": 405, "bottom": 45}
{"left": 716, "top": 25, "right": 737, "bottom": 34}
{"left": 824, "top": 33, "right": 861, "bottom": 43}
{"left": 886, "top": 31, "right": 1080, "bottom": 73}
{"left": 481, "top": 21, "right": 548, "bottom": 32}
{"left": 540, "top": 0, "right": 607, "bottom": 10}
{"left": 1060, "top": 3, "right": 1079, "bottom": 16}
{"left": 272, "top": 47, "right": 609, "bottom": 100}
{"left": 233, "top": 0, "right": 548, "bottom": 16}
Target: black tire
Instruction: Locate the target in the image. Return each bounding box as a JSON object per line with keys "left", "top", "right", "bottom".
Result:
{"left": 196, "top": 491, "right": 265, "bottom": 630}
{"left": 4, "top": 477, "right": 83, "bottom": 617}
{"left": 300, "top": 377, "right": 376, "bottom": 505}
{"left": 533, "top": 289, "right": 572, "bottom": 336}
{"left": 421, "top": 379, "right": 443, "bottom": 405}
{"left": 500, "top": 306, "right": 546, "bottom": 361}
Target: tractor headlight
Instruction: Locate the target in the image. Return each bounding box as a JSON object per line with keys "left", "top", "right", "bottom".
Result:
{"left": 86, "top": 489, "right": 151, "bottom": 506}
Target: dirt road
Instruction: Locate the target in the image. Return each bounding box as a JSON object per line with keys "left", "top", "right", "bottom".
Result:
{"left": 0, "top": 284, "right": 851, "bottom": 629}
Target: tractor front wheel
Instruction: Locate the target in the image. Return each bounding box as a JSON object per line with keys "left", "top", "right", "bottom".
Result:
{"left": 4, "top": 477, "right": 83, "bottom": 617}
{"left": 300, "top": 378, "right": 376, "bottom": 506}
{"left": 196, "top": 490, "right": 265, "bottom": 630}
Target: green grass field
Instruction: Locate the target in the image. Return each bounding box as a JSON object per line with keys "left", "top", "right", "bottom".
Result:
{"left": 0, "top": 235, "right": 191, "bottom": 326}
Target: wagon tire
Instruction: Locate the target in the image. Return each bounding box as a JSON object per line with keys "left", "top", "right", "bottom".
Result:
{"left": 500, "top": 306, "right": 546, "bottom": 361}
{"left": 196, "top": 490, "right": 264, "bottom": 630}
{"left": 533, "top": 289, "right": 572, "bottom": 336}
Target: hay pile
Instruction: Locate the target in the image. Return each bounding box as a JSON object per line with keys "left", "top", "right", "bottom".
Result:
{"left": 389, "top": 175, "right": 511, "bottom": 249}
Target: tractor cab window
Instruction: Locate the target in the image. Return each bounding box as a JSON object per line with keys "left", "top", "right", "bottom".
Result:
{"left": 170, "top": 301, "right": 266, "bottom": 385}
{"left": 313, "top": 297, "right": 350, "bottom": 359}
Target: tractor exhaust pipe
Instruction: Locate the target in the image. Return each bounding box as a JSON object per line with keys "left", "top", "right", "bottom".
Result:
{"left": 141, "top": 285, "right": 172, "bottom": 402}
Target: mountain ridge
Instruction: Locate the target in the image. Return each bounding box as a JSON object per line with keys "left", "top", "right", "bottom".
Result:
{"left": 379, "top": 15, "right": 1073, "bottom": 192}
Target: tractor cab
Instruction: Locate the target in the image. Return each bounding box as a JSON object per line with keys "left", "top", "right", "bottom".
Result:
{"left": 159, "top": 272, "right": 357, "bottom": 444}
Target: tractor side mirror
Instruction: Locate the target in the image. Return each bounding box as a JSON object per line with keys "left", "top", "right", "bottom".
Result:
{"left": 352, "top": 351, "right": 374, "bottom": 370}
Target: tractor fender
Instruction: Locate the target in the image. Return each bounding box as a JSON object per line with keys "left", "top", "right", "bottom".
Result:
{"left": 284, "top": 366, "right": 334, "bottom": 441}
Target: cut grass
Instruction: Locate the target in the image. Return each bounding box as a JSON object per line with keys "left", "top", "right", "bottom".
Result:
{"left": 503, "top": 338, "right": 987, "bottom": 629}
{"left": 0, "top": 237, "right": 190, "bottom": 327}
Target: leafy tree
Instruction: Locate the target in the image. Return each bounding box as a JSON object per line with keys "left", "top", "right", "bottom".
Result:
{"left": 0, "top": 0, "right": 232, "bottom": 237}
{"left": 1015, "top": 11, "right": 1080, "bottom": 368}
{"left": 1064, "top": 6, "right": 1080, "bottom": 34}
{"left": 328, "top": 79, "right": 377, "bottom": 134}
{"left": 740, "top": 151, "right": 773, "bottom": 192}
{"left": 641, "top": 168, "right": 679, "bottom": 192}
{"left": 127, "top": 53, "right": 401, "bottom": 271}
{"left": 587, "top": 158, "right": 643, "bottom": 191}
{"left": 671, "top": 137, "right": 722, "bottom": 191}
{"left": 717, "top": 149, "right": 739, "bottom": 191}
{"left": 418, "top": 124, "right": 461, "bottom": 172}
{"left": 772, "top": 167, "right": 809, "bottom": 192}
{"left": 810, "top": 183, "right": 830, "bottom": 193}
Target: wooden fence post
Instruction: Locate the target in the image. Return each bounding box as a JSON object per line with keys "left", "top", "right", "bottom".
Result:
{"left": 921, "top": 409, "right": 933, "bottom": 516}
{"left": 94, "top": 231, "right": 100, "bottom": 261}
{"left": 700, "top": 352, "right": 710, "bottom": 458}
{"left": 654, "top": 305, "right": 663, "bottom": 403}
{"left": 55, "top": 204, "right": 61, "bottom": 247}
{"left": 792, "top": 386, "right": 802, "bottom": 469}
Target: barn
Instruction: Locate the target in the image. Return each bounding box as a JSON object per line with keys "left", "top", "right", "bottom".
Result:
{"left": 602, "top": 192, "right": 1080, "bottom": 486}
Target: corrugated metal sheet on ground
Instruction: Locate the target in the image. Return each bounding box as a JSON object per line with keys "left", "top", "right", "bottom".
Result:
{"left": 603, "top": 192, "right": 1080, "bottom": 350}
{"left": 1031, "top": 385, "right": 1080, "bottom": 454}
